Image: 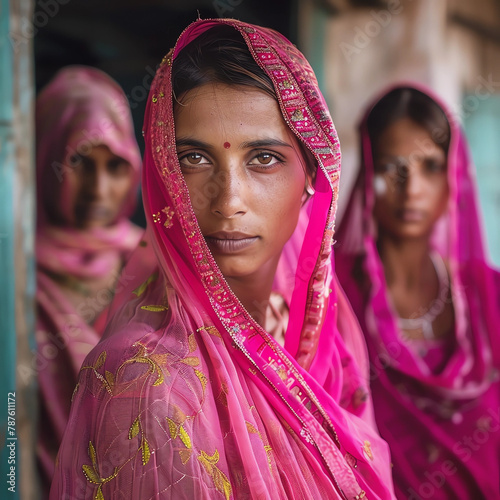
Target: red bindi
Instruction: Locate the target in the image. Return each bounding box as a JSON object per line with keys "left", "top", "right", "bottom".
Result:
{"left": 223, "top": 142, "right": 231, "bottom": 149}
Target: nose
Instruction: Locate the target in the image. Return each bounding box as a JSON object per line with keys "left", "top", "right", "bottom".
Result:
{"left": 210, "top": 167, "right": 247, "bottom": 219}
{"left": 82, "top": 164, "right": 110, "bottom": 201}
{"left": 399, "top": 162, "right": 424, "bottom": 198}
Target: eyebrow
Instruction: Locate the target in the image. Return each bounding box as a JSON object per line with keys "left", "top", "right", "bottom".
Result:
{"left": 240, "top": 139, "right": 293, "bottom": 149}
{"left": 175, "top": 137, "right": 294, "bottom": 150}
{"left": 175, "top": 138, "right": 212, "bottom": 149}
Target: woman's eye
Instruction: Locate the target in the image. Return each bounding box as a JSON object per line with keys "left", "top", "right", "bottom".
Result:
{"left": 108, "top": 159, "right": 131, "bottom": 176}
{"left": 249, "top": 152, "right": 283, "bottom": 167}
{"left": 425, "top": 158, "right": 445, "bottom": 173}
{"left": 178, "top": 152, "right": 209, "bottom": 167}
{"left": 68, "top": 154, "right": 83, "bottom": 168}
{"left": 375, "top": 162, "right": 397, "bottom": 175}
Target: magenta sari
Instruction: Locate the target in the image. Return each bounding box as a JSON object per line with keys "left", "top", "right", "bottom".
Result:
{"left": 36, "top": 66, "right": 143, "bottom": 494}
{"left": 336, "top": 83, "right": 500, "bottom": 499}
{"left": 50, "top": 20, "right": 395, "bottom": 499}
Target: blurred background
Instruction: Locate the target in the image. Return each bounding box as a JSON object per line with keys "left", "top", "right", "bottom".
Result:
{"left": 1, "top": 1, "right": 500, "bottom": 498}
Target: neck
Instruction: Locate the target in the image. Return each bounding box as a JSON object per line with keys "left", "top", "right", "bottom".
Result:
{"left": 225, "top": 258, "right": 279, "bottom": 328}
{"left": 377, "top": 233, "right": 432, "bottom": 290}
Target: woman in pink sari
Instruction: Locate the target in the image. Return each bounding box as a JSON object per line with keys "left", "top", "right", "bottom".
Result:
{"left": 50, "top": 20, "right": 395, "bottom": 499}
{"left": 336, "top": 84, "right": 500, "bottom": 499}
{"left": 36, "top": 66, "right": 143, "bottom": 495}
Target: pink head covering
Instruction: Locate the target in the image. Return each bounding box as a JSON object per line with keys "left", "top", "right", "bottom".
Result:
{"left": 336, "top": 82, "right": 500, "bottom": 499}
{"left": 50, "top": 21, "right": 395, "bottom": 500}
{"left": 36, "top": 66, "right": 143, "bottom": 494}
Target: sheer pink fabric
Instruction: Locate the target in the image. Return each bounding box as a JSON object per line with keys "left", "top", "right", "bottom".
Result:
{"left": 336, "top": 83, "right": 500, "bottom": 499}
{"left": 50, "top": 21, "right": 395, "bottom": 500}
{"left": 36, "top": 66, "right": 143, "bottom": 494}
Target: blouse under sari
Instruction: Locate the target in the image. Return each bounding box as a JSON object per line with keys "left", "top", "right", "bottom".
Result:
{"left": 50, "top": 20, "right": 395, "bottom": 500}
{"left": 336, "top": 83, "right": 500, "bottom": 499}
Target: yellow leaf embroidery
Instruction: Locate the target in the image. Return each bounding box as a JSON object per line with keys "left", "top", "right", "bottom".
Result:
{"left": 172, "top": 404, "right": 187, "bottom": 423}
{"left": 188, "top": 333, "right": 197, "bottom": 353}
{"left": 142, "top": 438, "right": 151, "bottom": 465}
{"left": 180, "top": 356, "right": 200, "bottom": 367}
{"left": 198, "top": 450, "right": 232, "bottom": 500}
{"left": 179, "top": 426, "right": 192, "bottom": 449}
{"left": 94, "top": 351, "right": 107, "bottom": 370}
{"left": 89, "top": 442, "right": 97, "bottom": 469}
{"left": 166, "top": 417, "right": 178, "bottom": 439}
{"left": 123, "top": 343, "right": 169, "bottom": 387}
{"left": 245, "top": 422, "right": 259, "bottom": 434}
{"left": 129, "top": 417, "right": 140, "bottom": 440}
{"left": 82, "top": 441, "right": 120, "bottom": 500}
{"left": 71, "top": 382, "right": 79, "bottom": 402}
{"left": 179, "top": 448, "right": 193, "bottom": 465}
{"left": 140, "top": 304, "right": 169, "bottom": 312}
{"left": 153, "top": 367, "right": 164, "bottom": 386}
{"left": 197, "top": 325, "right": 222, "bottom": 338}
{"left": 132, "top": 272, "right": 159, "bottom": 297}
{"left": 105, "top": 371, "right": 115, "bottom": 388}
{"left": 194, "top": 369, "right": 208, "bottom": 393}
{"left": 82, "top": 464, "right": 101, "bottom": 484}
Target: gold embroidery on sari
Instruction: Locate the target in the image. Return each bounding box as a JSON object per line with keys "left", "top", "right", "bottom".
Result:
{"left": 162, "top": 206, "right": 175, "bottom": 228}
{"left": 133, "top": 271, "right": 159, "bottom": 297}
{"left": 194, "top": 369, "right": 208, "bottom": 394}
{"left": 197, "top": 325, "right": 222, "bottom": 338}
{"left": 188, "top": 332, "right": 197, "bottom": 352}
{"left": 198, "top": 449, "right": 232, "bottom": 500}
{"left": 81, "top": 351, "right": 114, "bottom": 395}
{"left": 245, "top": 421, "right": 273, "bottom": 471}
{"left": 218, "top": 382, "right": 229, "bottom": 408}
{"left": 82, "top": 441, "right": 119, "bottom": 500}
{"left": 140, "top": 304, "right": 169, "bottom": 312}
{"left": 128, "top": 415, "right": 151, "bottom": 465}
{"left": 166, "top": 405, "right": 194, "bottom": 464}
{"left": 122, "top": 342, "right": 169, "bottom": 387}
{"left": 362, "top": 440, "right": 374, "bottom": 460}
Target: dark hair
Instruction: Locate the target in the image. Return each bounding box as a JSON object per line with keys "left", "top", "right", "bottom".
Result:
{"left": 367, "top": 87, "right": 451, "bottom": 154}
{"left": 171, "top": 25, "right": 316, "bottom": 178}
{"left": 172, "top": 25, "right": 276, "bottom": 102}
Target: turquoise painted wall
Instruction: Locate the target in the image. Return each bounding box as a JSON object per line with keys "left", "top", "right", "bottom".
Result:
{"left": 0, "top": 0, "right": 20, "bottom": 498}
{"left": 464, "top": 95, "right": 500, "bottom": 268}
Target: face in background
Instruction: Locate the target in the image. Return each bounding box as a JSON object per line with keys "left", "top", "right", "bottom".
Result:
{"left": 372, "top": 117, "right": 449, "bottom": 241}
{"left": 174, "top": 83, "right": 309, "bottom": 281}
{"left": 45, "top": 144, "right": 133, "bottom": 229}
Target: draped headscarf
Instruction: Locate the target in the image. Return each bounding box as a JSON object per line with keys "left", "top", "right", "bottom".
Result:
{"left": 36, "top": 66, "right": 142, "bottom": 494}
{"left": 50, "top": 21, "right": 395, "bottom": 500}
{"left": 336, "top": 83, "right": 500, "bottom": 499}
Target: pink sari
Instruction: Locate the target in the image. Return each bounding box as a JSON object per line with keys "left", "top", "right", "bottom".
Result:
{"left": 36, "top": 66, "right": 143, "bottom": 494}
{"left": 336, "top": 83, "right": 500, "bottom": 499}
{"left": 50, "top": 21, "right": 395, "bottom": 499}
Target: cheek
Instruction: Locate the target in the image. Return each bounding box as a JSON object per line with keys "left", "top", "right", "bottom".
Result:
{"left": 432, "top": 178, "right": 449, "bottom": 215}
{"left": 112, "top": 175, "right": 134, "bottom": 205}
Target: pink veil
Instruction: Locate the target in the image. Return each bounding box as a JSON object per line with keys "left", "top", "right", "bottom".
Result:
{"left": 336, "top": 82, "right": 500, "bottom": 498}
{"left": 36, "top": 66, "right": 143, "bottom": 494}
{"left": 50, "top": 21, "right": 395, "bottom": 499}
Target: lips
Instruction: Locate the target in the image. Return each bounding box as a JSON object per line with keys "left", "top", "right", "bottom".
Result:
{"left": 397, "top": 208, "right": 426, "bottom": 222}
{"left": 204, "top": 231, "right": 259, "bottom": 254}
{"left": 85, "top": 205, "right": 112, "bottom": 220}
